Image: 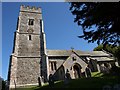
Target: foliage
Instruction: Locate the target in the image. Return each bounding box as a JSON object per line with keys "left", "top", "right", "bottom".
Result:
{"left": 93, "top": 44, "right": 118, "bottom": 53}
{"left": 69, "top": 2, "right": 120, "bottom": 46}
{"left": 93, "top": 44, "right": 104, "bottom": 51}
{"left": 2, "top": 80, "right": 6, "bottom": 90}
{"left": 93, "top": 44, "right": 120, "bottom": 65}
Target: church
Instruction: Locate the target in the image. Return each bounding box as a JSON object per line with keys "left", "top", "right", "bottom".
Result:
{"left": 8, "top": 5, "right": 117, "bottom": 88}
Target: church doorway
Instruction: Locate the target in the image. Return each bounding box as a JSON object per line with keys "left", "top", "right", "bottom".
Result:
{"left": 73, "top": 64, "right": 81, "bottom": 79}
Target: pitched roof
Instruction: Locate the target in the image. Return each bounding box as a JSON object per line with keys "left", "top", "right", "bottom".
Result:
{"left": 91, "top": 57, "right": 114, "bottom": 61}
{"left": 47, "top": 50, "right": 71, "bottom": 56}
{"left": 47, "top": 50, "right": 110, "bottom": 57}
{"left": 85, "top": 51, "right": 110, "bottom": 56}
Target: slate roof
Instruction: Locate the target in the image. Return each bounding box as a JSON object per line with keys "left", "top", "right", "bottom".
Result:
{"left": 85, "top": 51, "right": 110, "bottom": 56}
{"left": 91, "top": 57, "right": 114, "bottom": 61}
{"left": 47, "top": 49, "right": 110, "bottom": 57}
{"left": 47, "top": 50, "right": 72, "bottom": 56}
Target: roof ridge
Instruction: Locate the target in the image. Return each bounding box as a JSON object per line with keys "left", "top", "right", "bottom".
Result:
{"left": 47, "top": 49, "right": 72, "bottom": 51}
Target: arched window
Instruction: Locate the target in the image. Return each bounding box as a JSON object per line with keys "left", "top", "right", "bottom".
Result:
{"left": 29, "top": 19, "right": 34, "bottom": 25}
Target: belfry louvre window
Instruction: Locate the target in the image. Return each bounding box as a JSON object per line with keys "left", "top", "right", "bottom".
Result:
{"left": 50, "top": 61, "right": 57, "bottom": 71}
{"left": 29, "top": 19, "right": 34, "bottom": 25}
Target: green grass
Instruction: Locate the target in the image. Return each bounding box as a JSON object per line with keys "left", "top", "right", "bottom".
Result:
{"left": 12, "top": 72, "right": 120, "bottom": 90}
{"left": 10, "top": 86, "right": 37, "bottom": 90}
{"left": 36, "top": 77, "right": 120, "bottom": 89}
{"left": 91, "top": 72, "right": 104, "bottom": 77}
{"left": 69, "top": 77, "right": 119, "bottom": 89}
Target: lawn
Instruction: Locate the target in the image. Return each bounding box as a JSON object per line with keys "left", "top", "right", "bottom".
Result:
{"left": 12, "top": 72, "right": 120, "bottom": 90}
{"left": 91, "top": 71, "right": 104, "bottom": 77}
{"left": 37, "top": 77, "right": 119, "bottom": 89}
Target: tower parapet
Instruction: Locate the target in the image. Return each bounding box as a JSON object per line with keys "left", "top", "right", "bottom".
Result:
{"left": 20, "top": 5, "right": 42, "bottom": 13}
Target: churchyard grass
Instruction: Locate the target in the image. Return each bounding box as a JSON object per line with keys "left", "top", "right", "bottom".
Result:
{"left": 91, "top": 72, "right": 104, "bottom": 77}
{"left": 13, "top": 72, "right": 120, "bottom": 89}
{"left": 36, "top": 76, "right": 119, "bottom": 89}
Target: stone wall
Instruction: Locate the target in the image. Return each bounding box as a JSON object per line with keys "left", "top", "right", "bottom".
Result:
{"left": 9, "top": 55, "right": 17, "bottom": 87}
{"left": 18, "top": 33, "right": 40, "bottom": 56}
{"left": 48, "top": 57, "right": 67, "bottom": 74}
{"left": 8, "top": 5, "right": 43, "bottom": 88}
{"left": 63, "top": 53, "right": 87, "bottom": 79}
{"left": 16, "top": 57, "right": 40, "bottom": 85}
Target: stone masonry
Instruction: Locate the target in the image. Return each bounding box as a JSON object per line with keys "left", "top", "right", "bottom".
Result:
{"left": 8, "top": 5, "right": 47, "bottom": 88}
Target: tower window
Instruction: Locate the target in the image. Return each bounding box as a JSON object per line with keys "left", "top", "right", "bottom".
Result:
{"left": 29, "top": 19, "right": 34, "bottom": 25}
{"left": 29, "top": 35, "right": 32, "bottom": 40}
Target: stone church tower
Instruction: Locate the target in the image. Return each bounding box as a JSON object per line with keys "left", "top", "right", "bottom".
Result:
{"left": 8, "top": 5, "right": 48, "bottom": 88}
{"left": 8, "top": 5, "right": 116, "bottom": 89}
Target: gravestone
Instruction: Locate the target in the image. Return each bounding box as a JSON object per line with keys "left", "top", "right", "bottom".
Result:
{"left": 64, "top": 69, "right": 71, "bottom": 86}
{"left": 113, "top": 84, "right": 120, "bottom": 90}
{"left": 102, "top": 85, "right": 112, "bottom": 90}
{"left": 85, "top": 66, "right": 91, "bottom": 77}
{"left": 48, "top": 74, "right": 54, "bottom": 88}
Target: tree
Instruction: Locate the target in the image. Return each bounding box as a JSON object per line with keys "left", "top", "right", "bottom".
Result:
{"left": 69, "top": 2, "right": 120, "bottom": 46}
{"left": 0, "top": 77, "right": 6, "bottom": 90}
{"left": 93, "top": 44, "right": 120, "bottom": 66}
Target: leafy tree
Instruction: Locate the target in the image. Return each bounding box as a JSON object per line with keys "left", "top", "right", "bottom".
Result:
{"left": 93, "top": 44, "right": 120, "bottom": 65}
{"left": 69, "top": 2, "right": 120, "bottom": 46}
{"left": 0, "top": 77, "right": 8, "bottom": 90}
{"left": 93, "top": 44, "right": 103, "bottom": 51}
{"left": 2, "top": 80, "right": 6, "bottom": 90}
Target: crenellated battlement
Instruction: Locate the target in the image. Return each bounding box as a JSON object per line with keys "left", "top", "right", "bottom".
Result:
{"left": 20, "top": 5, "right": 42, "bottom": 13}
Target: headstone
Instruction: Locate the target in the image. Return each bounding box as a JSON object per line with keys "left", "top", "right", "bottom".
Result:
{"left": 38, "top": 76, "right": 45, "bottom": 86}
{"left": 102, "top": 85, "right": 112, "bottom": 90}
{"left": 48, "top": 74, "right": 54, "bottom": 88}
{"left": 85, "top": 67, "right": 91, "bottom": 77}
{"left": 41, "top": 76, "right": 44, "bottom": 86}
{"left": 38, "top": 77, "right": 41, "bottom": 86}
{"left": 113, "top": 84, "right": 120, "bottom": 90}
{"left": 64, "top": 69, "right": 71, "bottom": 85}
